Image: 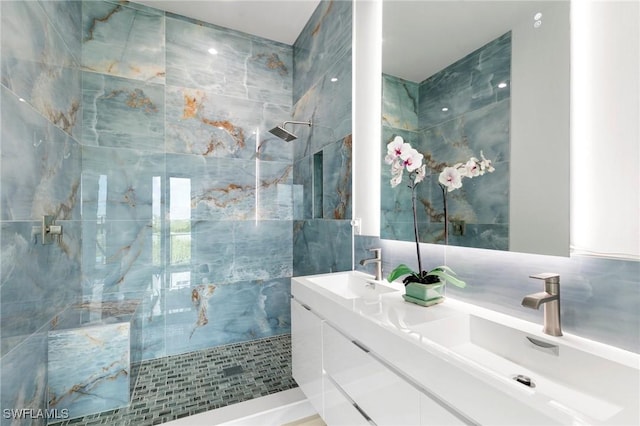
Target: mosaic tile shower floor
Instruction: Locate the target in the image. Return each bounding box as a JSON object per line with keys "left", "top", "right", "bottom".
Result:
{"left": 51, "top": 334, "right": 297, "bottom": 426}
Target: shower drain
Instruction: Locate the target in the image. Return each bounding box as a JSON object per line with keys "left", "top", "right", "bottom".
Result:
{"left": 222, "top": 365, "right": 244, "bottom": 377}
{"left": 513, "top": 374, "right": 536, "bottom": 388}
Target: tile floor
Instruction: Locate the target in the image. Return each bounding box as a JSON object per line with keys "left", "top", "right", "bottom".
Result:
{"left": 51, "top": 334, "right": 298, "bottom": 425}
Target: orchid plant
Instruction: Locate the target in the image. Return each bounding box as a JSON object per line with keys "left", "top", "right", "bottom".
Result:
{"left": 384, "top": 136, "right": 465, "bottom": 287}
{"left": 438, "top": 150, "right": 495, "bottom": 243}
{"left": 384, "top": 135, "right": 494, "bottom": 287}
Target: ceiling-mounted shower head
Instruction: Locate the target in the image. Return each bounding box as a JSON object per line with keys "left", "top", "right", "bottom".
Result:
{"left": 268, "top": 120, "right": 312, "bottom": 142}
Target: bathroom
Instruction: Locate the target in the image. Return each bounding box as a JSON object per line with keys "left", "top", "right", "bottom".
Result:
{"left": 0, "top": 0, "right": 637, "bottom": 425}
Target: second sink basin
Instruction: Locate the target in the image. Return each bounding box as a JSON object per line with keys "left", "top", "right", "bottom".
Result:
{"left": 410, "top": 314, "right": 639, "bottom": 423}
{"left": 307, "top": 272, "right": 398, "bottom": 300}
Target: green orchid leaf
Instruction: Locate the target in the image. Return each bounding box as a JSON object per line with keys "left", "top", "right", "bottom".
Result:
{"left": 430, "top": 265, "right": 457, "bottom": 275}
{"left": 387, "top": 264, "right": 416, "bottom": 283}
{"left": 426, "top": 270, "right": 467, "bottom": 288}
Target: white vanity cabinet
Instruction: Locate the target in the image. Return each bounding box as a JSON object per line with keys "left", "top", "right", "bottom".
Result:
{"left": 323, "top": 322, "right": 421, "bottom": 425}
{"left": 292, "top": 272, "right": 640, "bottom": 425}
{"left": 292, "top": 294, "right": 465, "bottom": 425}
{"left": 291, "top": 299, "right": 324, "bottom": 416}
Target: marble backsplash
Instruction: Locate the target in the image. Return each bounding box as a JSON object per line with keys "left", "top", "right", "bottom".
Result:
{"left": 355, "top": 235, "right": 640, "bottom": 354}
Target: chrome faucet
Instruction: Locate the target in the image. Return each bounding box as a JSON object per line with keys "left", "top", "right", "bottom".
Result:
{"left": 359, "top": 248, "right": 382, "bottom": 281}
{"left": 522, "top": 273, "right": 562, "bottom": 336}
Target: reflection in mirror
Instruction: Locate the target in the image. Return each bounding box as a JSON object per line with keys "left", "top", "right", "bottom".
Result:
{"left": 380, "top": 0, "right": 570, "bottom": 255}
{"left": 382, "top": 32, "right": 510, "bottom": 250}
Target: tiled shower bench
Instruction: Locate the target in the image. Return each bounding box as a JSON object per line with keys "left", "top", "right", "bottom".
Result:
{"left": 47, "top": 297, "right": 142, "bottom": 420}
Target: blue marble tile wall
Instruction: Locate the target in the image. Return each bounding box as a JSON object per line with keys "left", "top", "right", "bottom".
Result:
{"left": 2, "top": 0, "right": 311, "bottom": 421}
{"left": 78, "top": 0, "right": 296, "bottom": 362}
{"left": 1, "top": 0, "right": 83, "bottom": 423}
{"left": 381, "top": 33, "right": 511, "bottom": 251}
{"left": 292, "top": 0, "right": 354, "bottom": 277}
{"left": 354, "top": 235, "right": 640, "bottom": 354}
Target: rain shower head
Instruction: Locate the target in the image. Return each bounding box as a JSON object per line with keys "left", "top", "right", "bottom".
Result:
{"left": 268, "top": 120, "right": 312, "bottom": 142}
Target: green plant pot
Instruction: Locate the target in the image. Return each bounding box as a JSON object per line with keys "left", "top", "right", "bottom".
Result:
{"left": 403, "top": 281, "right": 445, "bottom": 307}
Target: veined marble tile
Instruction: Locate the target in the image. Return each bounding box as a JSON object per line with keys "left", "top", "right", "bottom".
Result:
{"left": 191, "top": 220, "right": 237, "bottom": 284}
{"left": 293, "top": 156, "right": 313, "bottom": 220}
{"left": 81, "top": 0, "right": 165, "bottom": 83}
{"left": 382, "top": 74, "right": 419, "bottom": 131}
{"left": 1, "top": 0, "right": 82, "bottom": 137}
{"left": 192, "top": 220, "right": 293, "bottom": 285}
{"left": 420, "top": 99, "right": 510, "bottom": 167}
{"left": 38, "top": 0, "right": 82, "bottom": 63}
{"left": 293, "top": 0, "right": 352, "bottom": 104}
{"left": 419, "top": 32, "right": 511, "bottom": 129}
{"left": 81, "top": 146, "right": 164, "bottom": 221}
{"left": 48, "top": 323, "right": 131, "bottom": 419}
{"left": 166, "top": 153, "right": 292, "bottom": 221}
{"left": 322, "top": 136, "right": 352, "bottom": 220}
{"left": 0, "top": 332, "right": 48, "bottom": 424}
{"left": 166, "top": 85, "right": 293, "bottom": 161}
{"left": 232, "top": 220, "right": 293, "bottom": 281}
{"left": 445, "top": 224, "right": 509, "bottom": 251}
{"left": 1, "top": 221, "right": 82, "bottom": 355}
{"left": 292, "top": 49, "right": 352, "bottom": 160}
{"left": 82, "top": 72, "right": 164, "bottom": 150}
{"left": 292, "top": 219, "right": 352, "bottom": 276}
{"left": 1, "top": 87, "right": 82, "bottom": 221}
{"left": 163, "top": 278, "right": 291, "bottom": 356}
{"left": 81, "top": 220, "right": 154, "bottom": 293}
{"left": 166, "top": 16, "right": 292, "bottom": 107}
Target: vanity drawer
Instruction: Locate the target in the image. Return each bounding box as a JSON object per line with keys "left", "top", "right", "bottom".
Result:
{"left": 322, "top": 322, "right": 421, "bottom": 425}
{"left": 291, "top": 299, "right": 324, "bottom": 417}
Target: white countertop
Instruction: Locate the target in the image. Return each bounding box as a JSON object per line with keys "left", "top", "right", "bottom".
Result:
{"left": 292, "top": 270, "right": 640, "bottom": 426}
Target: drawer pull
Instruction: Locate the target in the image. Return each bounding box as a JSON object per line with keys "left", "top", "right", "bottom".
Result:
{"left": 352, "top": 340, "right": 370, "bottom": 353}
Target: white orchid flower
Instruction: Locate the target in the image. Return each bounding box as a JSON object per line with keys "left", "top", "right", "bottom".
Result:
{"left": 464, "top": 159, "right": 480, "bottom": 177}
{"left": 385, "top": 136, "right": 405, "bottom": 164}
{"left": 438, "top": 166, "right": 463, "bottom": 192}
{"left": 480, "top": 150, "right": 495, "bottom": 173}
{"left": 390, "top": 172, "right": 403, "bottom": 188}
{"left": 414, "top": 165, "right": 427, "bottom": 184}
{"left": 400, "top": 147, "right": 423, "bottom": 172}
{"left": 390, "top": 159, "right": 404, "bottom": 187}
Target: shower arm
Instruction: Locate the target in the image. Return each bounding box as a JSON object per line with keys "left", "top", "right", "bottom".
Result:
{"left": 281, "top": 120, "right": 312, "bottom": 129}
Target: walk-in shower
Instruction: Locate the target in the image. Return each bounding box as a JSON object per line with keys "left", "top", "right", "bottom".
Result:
{"left": 268, "top": 120, "right": 312, "bottom": 142}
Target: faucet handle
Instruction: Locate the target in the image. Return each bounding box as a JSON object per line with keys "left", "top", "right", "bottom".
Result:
{"left": 368, "top": 248, "right": 381, "bottom": 258}
{"left": 529, "top": 273, "right": 560, "bottom": 282}
{"left": 529, "top": 273, "right": 560, "bottom": 294}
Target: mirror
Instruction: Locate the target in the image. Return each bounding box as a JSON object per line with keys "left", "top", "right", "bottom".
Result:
{"left": 380, "top": 0, "right": 570, "bottom": 256}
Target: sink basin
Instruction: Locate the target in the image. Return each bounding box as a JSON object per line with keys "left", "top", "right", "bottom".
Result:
{"left": 410, "top": 314, "right": 639, "bottom": 423}
{"left": 306, "top": 272, "right": 399, "bottom": 300}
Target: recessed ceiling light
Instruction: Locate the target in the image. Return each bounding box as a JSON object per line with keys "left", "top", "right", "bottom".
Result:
{"left": 330, "top": 77, "right": 338, "bottom": 82}
{"left": 441, "top": 107, "right": 449, "bottom": 112}
{"left": 498, "top": 82, "right": 508, "bottom": 89}
{"left": 208, "top": 47, "right": 218, "bottom": 55}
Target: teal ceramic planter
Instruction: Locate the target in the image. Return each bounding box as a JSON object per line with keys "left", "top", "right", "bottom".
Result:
{"left": 403, "top": 281, "right": 445, "bottom": 307}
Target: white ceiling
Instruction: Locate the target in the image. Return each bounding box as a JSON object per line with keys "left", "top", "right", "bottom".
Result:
{"left": 383, "top": 1, "right": 550, "bottom": 82}
{"left": 134, "top": 0, "right": 321, "bottom": 45}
